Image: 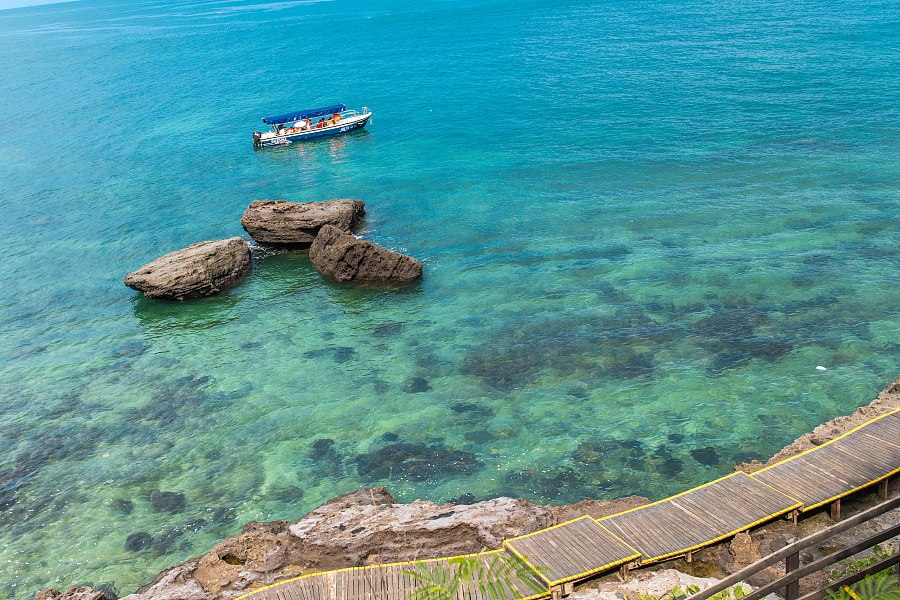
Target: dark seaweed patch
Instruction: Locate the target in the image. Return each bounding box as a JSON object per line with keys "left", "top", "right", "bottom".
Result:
{"left": 354, "top": 443, "right": 483, "bottom": 482}
{"left": 403, "top": 378, "right": 432, "bottom": 393}
{"left": 152, "top": 526, "right": 184, "bottom": 555}
{"left": 125, "top": 532, "right": 152, "bottom": 552}
{"left": 150, "top": 491, "right": 186, "bottom": 514}
{"left": 309, "top": 438, "right": 342, "bottom": 476}
{"left": 464, "top": 430, "right": 495, "bottom": 444}
{"left": 373, "top": 322, "right": 405, "bottom": 337}
{"left": 447, "top": 493, "right": 477, "bottom": 505}
{"left": 451, "top": 403, "right": 494, "bottom": 417}
{"left": 114, "top": 340, "right": 148, "bottom": 357}
{"left": 690, "top": 447, "right": 719, "bottom": 466}
{"left": 272, "top": 486, "right": 305, "bottom": 503}
{"left": 110, "top": 499, "right": 133, "bottom": 515}
{"left": 333, "top": 346, "right": 355, "bottom": 363}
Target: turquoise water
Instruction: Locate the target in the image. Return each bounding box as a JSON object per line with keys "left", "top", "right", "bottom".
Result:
{"left": 1, "top": 0, "right": 900, "bottom": 596}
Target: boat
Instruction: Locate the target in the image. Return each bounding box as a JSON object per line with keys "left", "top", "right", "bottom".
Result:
{"left": 253, "top": 104, "right": 372, "bottom": 148}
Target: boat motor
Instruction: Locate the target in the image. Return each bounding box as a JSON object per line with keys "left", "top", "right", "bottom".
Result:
{"left": 252, "top": 131, "right": 262, "bottom": 148}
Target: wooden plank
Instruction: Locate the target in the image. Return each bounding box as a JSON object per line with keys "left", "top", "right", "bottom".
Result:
{"left": 286, "top": 582, "right": 304, "bottom": 600}
{"left": 861, "top": 430, "right": 900, "bottom": 450}
{"left": 600, "top": 473, "right": 799, "bottom": 564}
{"left": 291, "top": 579, "right": 308, "bottom": 600}
{"left": 829, "top": 441, "right": 898, "bottom": 475}
{"left": 505, "top": 516, "right": 635, "bottom": 585}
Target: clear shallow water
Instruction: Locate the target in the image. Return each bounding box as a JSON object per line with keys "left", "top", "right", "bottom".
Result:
{"left": 1, "top": 0, "right": 899, "bottom": 596}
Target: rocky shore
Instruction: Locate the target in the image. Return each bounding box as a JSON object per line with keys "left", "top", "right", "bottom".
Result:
{"left": 38, "top": 376, "right": 900, "bottom": 600}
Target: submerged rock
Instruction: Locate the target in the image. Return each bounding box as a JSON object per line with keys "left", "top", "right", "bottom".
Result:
{"left": 240, "top": 198, "right": 365, "bottom": 247}
{"left": 109, "top": 499, "right": 133, "bottom": 515}
{"left": 354, "top": 443, "right": 484, "bottom": 481}
{"left": 402, "top": 377, "right": 431, "bottom": 393}
{"left": 309, "top": 224, "right": 423, "bottom": 284}
{"left": 124, "top": 532, "right": 153, "bottom": 552}
{"left": 124, "top": 237, "right": 251, "bottom": 300}
{"left": 373, "top": 321, "right": 405, "bottom": 337}
{"left": 690, "top": 446, "right": 720, "bottom": 466}
{"left": 150, "top": 491, "right": 186, "bottom": 514}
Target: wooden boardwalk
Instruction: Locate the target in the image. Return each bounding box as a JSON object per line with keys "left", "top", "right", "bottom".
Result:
{"left": 751, "top": 410, "right": 900, "bottom": 512}
{"left": 244, "top": 552, "right": 548, "bottom": 600}
{"left": 597, "top": 473, "right": 800, "bottom": 564}
{"left": 504, "top": 516, "right": 640, "bottom": 586}
{"left": 237, "top": 408, "right": 900, "bottom": 600}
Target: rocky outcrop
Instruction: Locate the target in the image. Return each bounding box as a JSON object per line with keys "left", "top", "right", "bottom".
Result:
{"left": 309, "top": 224, "right": 422, "bottom": 284}
{"left": 116, "top": 486, "right": 575, "bottom": 600}
{"left": 36, "top": 587, "right": 117, "bottom": 600}
{"left": 124, "top": 238, "right": 251, "bottom": 300}
{"left": 240, "top": 199, "right": 365, "bottom": 247}
{"left": 39, "top": 377, "right": 900, "bottom": 600}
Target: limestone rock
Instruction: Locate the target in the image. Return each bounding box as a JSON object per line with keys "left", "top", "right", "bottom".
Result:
{"left": 240, "top": 199, "right": 365, "bottom": 247}
{"left": 309, "top": 224, "right": 422, "bottom": 284}
{"left": 101, "top": 487, "right": 553, "bottom": 600}
{"left": 124, "top": 238, "right": 250, "bottom": 300}
{"left": 287, "top": 488, "right": 555, "bottom": 564}
{"left": 729, "top": 532, "right": 762, "bottom": 565}
{"left": 36, "top": 588, "right": 117, "bottom": 600}
{"left": 125, "top": 561, "right": 212, "bottom": 600}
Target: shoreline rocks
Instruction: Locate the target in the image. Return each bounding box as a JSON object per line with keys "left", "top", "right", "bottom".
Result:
{"left": 240, "top": 199, "right": 365, "bottom": 248}
{"left": 40, "top": 378, "right": 900, "bottom": 600}
{"left": 124, "top": 237, "right": 251, "bottom": 300}
{"left": 309, "top": 224, "right": 423, "bottom": 284}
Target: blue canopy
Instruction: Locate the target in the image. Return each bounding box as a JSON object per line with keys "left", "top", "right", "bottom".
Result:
{"left": 262, "top": 104, "right": 347, "bottom": 125}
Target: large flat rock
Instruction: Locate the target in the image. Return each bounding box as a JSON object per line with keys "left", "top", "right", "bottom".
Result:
{"left": 241, "top": 199, "right": 365, "bottom": 247}
{"left": 309, "top": 224, "right": 422, "bottom": 284}
{"left": 124, "top": 237, "right": 251, "bottom": 300}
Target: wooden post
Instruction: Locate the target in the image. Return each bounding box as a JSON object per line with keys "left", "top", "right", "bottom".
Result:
{"left": 878, "top": 478, "right": 889, "bottom": 501}
{"left": 785, "top": 551, "right": 800, "bottom": 600}
{"left": 686, "top": 550, "right": 693, "bottom": 563}
{"left": 830, "top": 499, "right": 841, "bottom": 522}
{"left": 563, "top": 582, "right": 574, "bottom": 596}
{"left": 552, "top": 586, "right": 562, "bottom": 600}
{"left": 618, "top": 563, "right": 630, "bottom": 582}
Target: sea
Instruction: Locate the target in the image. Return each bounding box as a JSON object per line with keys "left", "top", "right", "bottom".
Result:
{"left": 1, "top": 0, "right": 899, "bottom": 596}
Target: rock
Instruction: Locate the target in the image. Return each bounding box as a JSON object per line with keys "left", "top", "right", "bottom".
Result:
{"left": 402, "top": 377, "right": 432, "bottom": 393}
{"left": 99, "top": 486, "right": 554, "bottom": 600}
{"left": 287, "top": 487, "right": 555, "bottom": 564}
{"left": 150, "top": 491, "right": 186, "bottom": 514}
{"left": 109, "top": 499, "right": 133, "bottom": 515}
{"left": 124, "top": 238, "right": 251, "bottom": 300}
{"left": 36, "top": 587, "right": 117, "bottom": 600}
{"left": 729, "top": 531, "right": 761, "bottom": 565}
{"left": 690, "top": 447, "right": 720, "bottom": 466}
{"left": 240, "top": 199, "right": 365, "bottom": 247}
{"left": 126, "top": 561, "right": 211, "bottom": 600}
{"left": 125, "top": 532, "right": 153, "bottom": 552}
{"left": 353, "top": 443, "right": 484, "bottom": 481}
{"left": 308, "top": 224, "right": 422, "bottom": 284}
